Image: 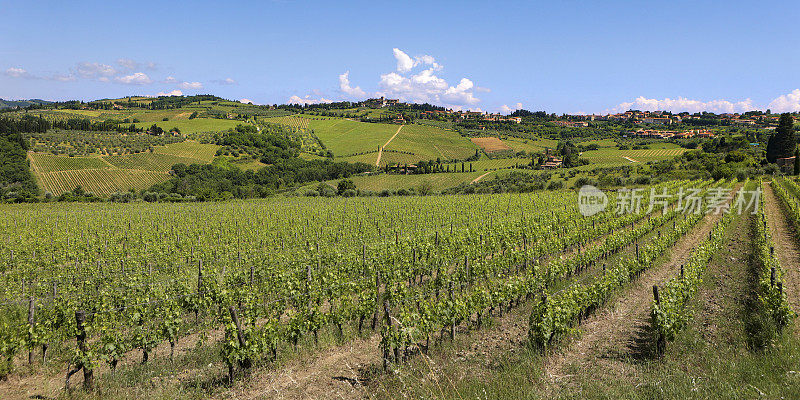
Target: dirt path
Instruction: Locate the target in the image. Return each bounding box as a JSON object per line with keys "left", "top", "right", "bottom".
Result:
{"left": 763, "top": 182, "right": 800, "bottom": 313}
{"left": 542, "top": 203, "right": 733, "bottom": 387}
{"left": 375, "top": 125, "right": 403, "bottom": 166}
{"left": 622, "top": 156, "right": 638, "bottom": 163}
{"left": 218, "top": 335, "right": 380, "bottom": 400}
{"left": 471, "top": 171, "right": 492, "bottom": 184}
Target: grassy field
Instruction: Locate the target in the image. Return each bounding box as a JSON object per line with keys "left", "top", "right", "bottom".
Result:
{"left": 306, "top": 118, "right": 398, "bottom": 157}
{"left": 105, "top": 152, "right": 206, "bottom": 172}
{"left": 134, "top": 118, "right": 242, "bottom": 135}
{"left": 468, "top": 157, "right": 528, "bottom": 171}
{"left": 27, "top": 153, "right": 109, "bottom": 172}
{"left": 261, "top": 114, "right": 311, "bottom": 130}
{"left": 581, "top": 147, "right": 688, "bottom": 166}
{"left": 152, "top": 140, "right": 218, "bottom": 162}
{"left": 382, "top": 124, "right": 478, "bottom": 164}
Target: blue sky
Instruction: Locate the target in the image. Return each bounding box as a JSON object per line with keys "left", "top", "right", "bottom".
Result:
{"left": 2, "top": 0, "right": 799, "bottom": 114}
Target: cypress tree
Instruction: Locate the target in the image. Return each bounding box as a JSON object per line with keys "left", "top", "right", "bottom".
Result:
{"left": 767, "top": 113, "right": 796, "bottom": 163}
{"left": 795, "top": 148, "right": 799, "bottom": 175}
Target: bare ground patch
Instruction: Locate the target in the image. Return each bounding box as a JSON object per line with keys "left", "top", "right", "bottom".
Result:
{"left": 216, "top": 334, "right": 380, "bottom": 400}
{"left": 470, "top": 137, "right": 512, "bottom": 154}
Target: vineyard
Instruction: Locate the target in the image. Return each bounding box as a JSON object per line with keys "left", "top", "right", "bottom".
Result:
{"left": 2, "top": 176, "right": 794, "bottom": 399}
{"left": 580, "top": 147, "right": 689, "bottom": 166}
{"left": 28, "top": 141, "right": 220, "bottom": 196}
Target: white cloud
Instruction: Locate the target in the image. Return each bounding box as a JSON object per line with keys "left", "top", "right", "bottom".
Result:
{"left": 75, "top": 62, "right": 116, "bottom": 79}
{"left": 5, "top": 67, "right": 29, "bottom": 78}
{"left": 393, "top": 48, "right": 415, "bottom": 73}
{"left": 220, "top": 77, "right": 237, "bottom": 85}
{"left": 338, "top": 71, "right": 366, "bottom": 97}
{"left": 114, "top": 72, "right": 153, "bottom": 85}
{"left": 499, "top": 102, "right": 523, "bottom": 114}
{"left": 287, "top": 95, "right": 333, "bottom": 105}
{"left": 178, "top": 81, "right": 203, "bottom": 90}
{"left": 768, "top": 89, "right": 800, "bottom": 113}
{"left": 608, "top": 96, "right": 756, "bottom": 114}
{"left": 164, "top": 76, "right": 178, "bottom": 84}
{"left": 157, "top": 89, "right": 183, "bottom": 96}
{"left": 373, "top": 49, "right": 483, "bottom": 108}
{"left": 414, "top": 54, "right": 442, "bottom": 71}
{"left": 239, "top": 98, "right": 255, "bottom": 104}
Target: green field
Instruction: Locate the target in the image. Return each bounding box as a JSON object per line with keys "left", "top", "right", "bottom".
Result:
{"left": 261, "top": 114, "right": 311, "bottom": 130}
{"left": 382, "top": 124, "right": 478, "bottom": 164}
{"left": 152, "top": 140, "right": 219, "bottom": 162}
{"left": 105, "top": 152, "right": 206, "bottom": 172}
{"left": 28, "top": 153, "right": 109, "bottom": 172}
{"left": 306, "top": 118, "right": 399, "bottom": 157}
{"left": 581, "top": 148, "right": 688, "bottom": 166}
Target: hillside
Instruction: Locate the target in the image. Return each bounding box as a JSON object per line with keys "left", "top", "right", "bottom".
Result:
{"left": 0, "top": 98, "right": 52, "bottom": 109}
{"left": 28, "top": 140, "right": 220, "bottom": 195}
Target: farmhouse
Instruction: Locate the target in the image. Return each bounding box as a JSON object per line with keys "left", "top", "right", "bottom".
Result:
{"left": 541, "top": 155, "right": 563, "bottom": 169}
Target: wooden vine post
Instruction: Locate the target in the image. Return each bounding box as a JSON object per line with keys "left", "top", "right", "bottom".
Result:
{"left": 66, "top": 310, "right": 93, "bottom": 391}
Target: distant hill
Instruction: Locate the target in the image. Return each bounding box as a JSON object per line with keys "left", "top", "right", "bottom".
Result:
{"left": 0, "top": 98, "right": 52, "bottom": 109}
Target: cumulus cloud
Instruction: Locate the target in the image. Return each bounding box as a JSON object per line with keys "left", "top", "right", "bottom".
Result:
{"left": 338, "top": 71, "right": 366, "bottom": 97}
{"left": 164, "top": 76, "right": 178, "bottom": 84}
{"left": 239, "top": 98, "right": 255, "bottom": 104}
{"left": 373, "top": 48, "right": 482, "bottom": 108}
{"left": 768, "top": 89, "right": 800, "bottom": 113}
{"left": 393, "top": 48, "right": 415, "bottom": 73}
{"left": 499, "top": 102, "right": 524, "bottom": 114}
{"left": 287, "top": 95, "right": 333, "bottom": 105}
{"left": 608, "top": 96, "right": 756, "bottom": 114}
{"left": 375, "top": 64, "right": 481, "bottom": 107}
{"left": 157, "top": 89, "right": 183, "bottom": 96}
{"left": 75, "top": 62, "right": 116, "bottom": 79}
{"left": 178, "top": 81, "right": 203, "bottom": 90}
{"left": 5, "top": 67, "right": 30, "bottom": 78}
{"left": 392, "top": 48, "right": 443, "bottom": 73}
{"left": 114, "top": 72, "right": 153, "bottom": 85}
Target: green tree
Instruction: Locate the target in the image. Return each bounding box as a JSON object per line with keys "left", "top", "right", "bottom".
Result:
{"left": 795, "top": 148, "right": 799, "bottom": 176}
{"left": 766, "top": 113, "right": 796, "bottom": 163}
{"left": 337, "top": 179, "right": 356, "bottom": 195}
